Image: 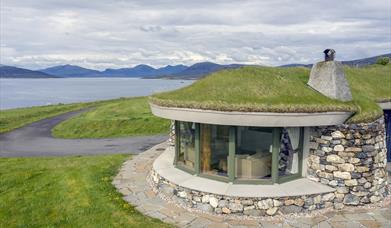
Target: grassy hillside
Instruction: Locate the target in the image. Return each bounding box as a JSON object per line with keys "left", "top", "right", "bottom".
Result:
{"left": 345, "top": 65, "right": 391, "bottom": 122}
{"left": 151, "top": 64, "right": 391, "bottom": 123}
{"left": 0, "top": 155, "right": 170, "bottom": 227}
{"left": 52, "top": 97, "right": 170, "bottom": 138}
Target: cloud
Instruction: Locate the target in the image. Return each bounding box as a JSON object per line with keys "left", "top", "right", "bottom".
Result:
{"left": 139, "top": 25, "right": 163, "bottom": 32}
{"left": 1, "top": 0, "right": 390, "bottom": 70}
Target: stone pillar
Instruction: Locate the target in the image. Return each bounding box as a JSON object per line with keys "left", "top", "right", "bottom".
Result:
{"left": 168, "top": 120, "right": 176, "bottom": 146}
{"left": 307, "top": 118, "right": 388, "bottom": 208}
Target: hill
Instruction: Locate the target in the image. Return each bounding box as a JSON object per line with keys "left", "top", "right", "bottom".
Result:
{"left": 280, "top": 53, "right": 391, "bottom": 68}
{"left": 342, "top": 53, "right": 391, "bottom": 67}
{"left": 40, "top": 64, "right": 102, "bottom": 77}
{"left": 155, "top": 64, "right": 188, "bottom": 75}
{"left": 0, "top": 65, "right": 58, "bottom": 78}
{"left": 158, "top": 62, "right": 246, "bottom": 79}
{"left": 101, "top": 64, "right": 187, "bottom": 77}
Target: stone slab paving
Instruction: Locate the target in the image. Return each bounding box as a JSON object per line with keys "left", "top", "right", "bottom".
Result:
{"left": 113, "top": 142, "right": 391, "bottom": 228}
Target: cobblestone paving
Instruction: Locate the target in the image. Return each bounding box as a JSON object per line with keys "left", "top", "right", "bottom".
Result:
{"left": 113, "top": 142, "right": 391, "bottom": 228}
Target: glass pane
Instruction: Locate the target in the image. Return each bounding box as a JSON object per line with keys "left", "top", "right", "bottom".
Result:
{"left": 279, "top": 127, "right": 301, "bottom": 176}
{"left": 200, "top": 124, "right": 229, "bottom": 178}
{"left": 177, "top": 122, "right": 196, "bottom": 170}
{"left": 235, "top": 127, "right": 273, "bottom": 180}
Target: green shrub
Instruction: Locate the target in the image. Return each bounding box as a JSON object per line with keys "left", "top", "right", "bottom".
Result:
{"left": 376, "top": 57, "right": 390, "bottom": 65}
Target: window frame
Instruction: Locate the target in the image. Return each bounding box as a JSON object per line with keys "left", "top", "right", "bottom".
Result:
{"left": 174, "top": 121, "right": 197, "bottom": 175}
{"left": 198, "top": 123, "right": 231, "bottom": 182}
{"left": 174, "top": 121, "right": 304, "bottom": 184}
{"left": 277, "top": 127, "right": 304, "bottom": 184}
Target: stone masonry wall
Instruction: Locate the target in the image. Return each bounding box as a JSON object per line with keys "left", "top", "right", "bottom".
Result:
{"left": 150, "top": 169, "right": 338, "bottom": 216}
{"left": 150, "top": 118, "right": 389, "bottom": 216}
{"left": 307, "top": 117, "right": 389, "bottom": 209}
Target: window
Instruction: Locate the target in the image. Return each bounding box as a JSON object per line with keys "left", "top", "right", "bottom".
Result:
{"left": 174, "top": 121, "right": 304, "bottom": 184}
{"left": 235, "top": 127, "right": 273, "bottom": 180}
{"left": 200, "top": 124, "right": 229, "bottom": 178}
{"left": 177, "top": 122, "right": 196, "bottom": 171}
{"left": 279, "top": 128, "right": 302, "bottom": 177}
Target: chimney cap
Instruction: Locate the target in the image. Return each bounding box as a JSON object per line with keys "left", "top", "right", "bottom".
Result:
{"left": 324, "top": 49, "right": 336, "bottom": 61}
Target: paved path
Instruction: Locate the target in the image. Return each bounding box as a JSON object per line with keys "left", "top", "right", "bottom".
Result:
{"left": 0, "top": 109, "right": 167, "bottom": 157}
{"left": 114, "top": 142, "right": 391, "bottom": 228}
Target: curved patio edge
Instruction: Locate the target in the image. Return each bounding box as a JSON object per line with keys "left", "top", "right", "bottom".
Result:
{"left": 113, "top": 141, "right": 391, "bottom": 226}
{"left": 152, "top": 146, "right": 335, "bottom": 198}
{"left": 150, "top": 103, "right": 352, "bottom": 127}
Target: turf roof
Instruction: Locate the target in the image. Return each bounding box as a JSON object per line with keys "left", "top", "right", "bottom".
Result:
{"left": 150, "top": 64, "right": 391, "bottom": 123}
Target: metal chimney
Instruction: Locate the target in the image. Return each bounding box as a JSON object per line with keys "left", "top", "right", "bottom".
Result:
{"left": 323, "top": 49, "right": 336, "bottom": 61}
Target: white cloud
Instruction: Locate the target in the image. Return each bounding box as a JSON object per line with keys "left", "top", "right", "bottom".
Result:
{"left": 1, "top": 0, "right": 390, "bottom": 70}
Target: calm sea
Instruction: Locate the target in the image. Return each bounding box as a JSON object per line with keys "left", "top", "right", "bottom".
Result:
{"left": 0, "top": 78, "right": 193, "bottom": 110}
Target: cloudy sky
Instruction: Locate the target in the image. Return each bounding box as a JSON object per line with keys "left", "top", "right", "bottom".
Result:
{"left": 1, "top": 0, "right": 390, "bottom": 70}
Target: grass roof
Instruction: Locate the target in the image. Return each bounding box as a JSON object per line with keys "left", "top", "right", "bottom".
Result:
{"left": 150, "top": 64, "right": 391, "bottom": 123}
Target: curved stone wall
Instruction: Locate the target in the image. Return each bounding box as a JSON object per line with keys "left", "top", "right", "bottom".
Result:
{"left": 307, "top": 117, "right": 389, "bottom": 208}
{"left": 150, "top": 117, "right": 389, "bottom": 216}
{"left": 150, "top": 169, "right": 338, "bottom": 216}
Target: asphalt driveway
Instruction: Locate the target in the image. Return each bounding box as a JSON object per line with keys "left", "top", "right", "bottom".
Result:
{"left": 0, "top": 109, "right": 167, "bottom": 157}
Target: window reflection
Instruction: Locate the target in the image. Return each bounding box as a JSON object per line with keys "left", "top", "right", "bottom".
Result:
{"left": 177, "top": 122, "right": 196, "bottom": 170}
{"left": 235, "top": 127, "right": 273, "bottom": 180}
{"left": 200, "top": 124, "right": 229, "bottom": 178}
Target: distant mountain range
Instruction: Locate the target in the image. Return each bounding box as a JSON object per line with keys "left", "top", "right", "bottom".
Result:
{"left": 0, "top": 65, "right": 59, "bottom": 78}
{"left": 40, "top": 64, "right": 189, "bottom": 77}
{"left": 166, "top": 62, "right": 246, "bottom": 79}
{"left": 41, "top": 64, "right": 101, "bottom": 77}
{"left": 1, "top": 53, "right": 389, "bottom": 79}
{"left": 280, "top": 53, "right": 391, "bottom": 68}
{"left": 0, "top": 62, "right": 247, "bottom": 79}
{"left": 101, "top": 64, "right": 188, "bottom": 77}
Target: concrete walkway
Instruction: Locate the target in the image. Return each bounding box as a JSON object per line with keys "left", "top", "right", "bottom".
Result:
{"left": 0, "top": 109, "right": 167, "bottom": 157}
{"left": 113, "top": 142, "right": 391, "bottom": 228}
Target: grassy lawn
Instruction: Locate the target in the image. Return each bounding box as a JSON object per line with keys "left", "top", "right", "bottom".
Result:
{"left": 0, "top": 97, "right": 170, "bottom": 138}
{"left": 0, "top": 102, "right": 91, "bottom": 133}
{"left": 151, "top": 65, "right": 391, "bottom": 123}
{"left": 52, "top": 97, "right": 170, "bottom": 138}
{"left": 0, "top": 155, "right": 171, "bottom": 227}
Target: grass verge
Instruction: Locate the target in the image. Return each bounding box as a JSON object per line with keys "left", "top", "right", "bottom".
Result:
{"left": 0, "top": 155, "right": 171, "bottom": 227}
{"left": 0, "top": 97, "right": 170, "bottom": 138}
{"left": 52, "top": 97, "right": 170, "bottom": 138}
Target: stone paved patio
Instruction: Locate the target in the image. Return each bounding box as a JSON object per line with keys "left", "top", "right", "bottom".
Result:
{"left": 113, "top": 142, "right": 391, "bottom": 228}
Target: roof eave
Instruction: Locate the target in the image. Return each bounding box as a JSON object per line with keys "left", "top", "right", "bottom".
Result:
{"left": 150, "top": 103, "right": 353, "bottom": 127}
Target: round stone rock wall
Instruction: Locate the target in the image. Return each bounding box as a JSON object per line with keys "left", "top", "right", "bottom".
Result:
{"left": 149, "top": 169, "right": 338, "bottom": 216}
{"left": 307, "top": 117, "right": 389, "bottom": 209}
{"left": 149, "top": 118, "right": 389, "bottom": 217}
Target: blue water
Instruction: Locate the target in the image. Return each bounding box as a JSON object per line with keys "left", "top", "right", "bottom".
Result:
{"left": 0, "top": 78, "right": 193, "bottom": 110}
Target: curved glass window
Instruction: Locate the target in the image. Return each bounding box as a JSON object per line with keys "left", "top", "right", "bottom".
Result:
{"left": 235, "top": 127, "right": 273, "bottom": 180}
{"left": 177, "top": 122, "right": 196, "bottom": 171}
{"left": 200, "top": 124, "right": 229, "bottom": 178}
{"left": 174, "top": 121, "right": 304, "bottom": 184}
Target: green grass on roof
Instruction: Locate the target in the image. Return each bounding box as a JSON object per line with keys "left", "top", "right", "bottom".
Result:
{"left": 150, "top": 64, "right": 391, "bottom": 123}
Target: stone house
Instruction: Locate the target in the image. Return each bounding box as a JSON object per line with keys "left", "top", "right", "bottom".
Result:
{"left": 148, "top": 53, "right": 390, "bottom": 216}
